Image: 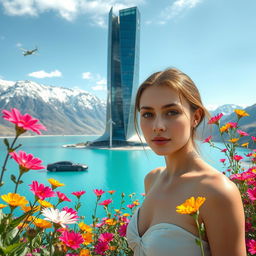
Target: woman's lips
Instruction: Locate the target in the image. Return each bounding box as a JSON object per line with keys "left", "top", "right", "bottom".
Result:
{"left": 152, "top": 137, "right": 171, "bottom": 145}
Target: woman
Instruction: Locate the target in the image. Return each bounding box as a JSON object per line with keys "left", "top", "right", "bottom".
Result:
{"left": 126, "top": 68, "right": 246, "bottom": 256}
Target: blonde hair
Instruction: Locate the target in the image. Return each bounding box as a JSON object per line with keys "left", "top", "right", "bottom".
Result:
{"left": 134, "top": 68, "right": 211, "bottom": 153}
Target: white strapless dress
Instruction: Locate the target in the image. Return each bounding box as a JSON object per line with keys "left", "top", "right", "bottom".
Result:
{"left": 126, "top": 207, "right": 211, "bottom": 256}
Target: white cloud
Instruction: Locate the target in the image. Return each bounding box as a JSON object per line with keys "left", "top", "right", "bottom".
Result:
{"left": 159, "top": 0, "right": 202, "bottom": 24}
{"left": 16, "top": 42, "right": 22, "bottom": 48}
{"left": 92, "top": 85, "right": 107, "bottom": 91}
{"left": 96, "top": 78, "right": 107, "bottom": 85}
{"left": 82, "top": 72, "right": 92, "bottom": 80}
{"left": 0, "top": 0, "right": 144, "bottom": 25}
{"left": 28, "top": 70, "right": 62, "bottom": 78}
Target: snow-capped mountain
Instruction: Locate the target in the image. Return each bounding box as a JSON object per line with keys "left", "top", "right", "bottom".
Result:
{"left": 209, "top": 104, "right": 244, "bottom": 116}
{"left": 0, "top": 80, "right": 106, "bottom": 136}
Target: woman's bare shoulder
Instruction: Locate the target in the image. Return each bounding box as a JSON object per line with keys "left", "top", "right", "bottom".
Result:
{"left": 144, "top": 167, "right": 164, "bottom": 194}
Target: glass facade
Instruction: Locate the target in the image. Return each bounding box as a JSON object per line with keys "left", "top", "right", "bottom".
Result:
{"left": 91, "top": 7, "right": 140, "bottom": 146}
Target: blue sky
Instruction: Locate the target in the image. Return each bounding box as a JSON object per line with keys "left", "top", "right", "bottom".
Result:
{"left": 0, "top": 0, "right": 255, "bottom": 110}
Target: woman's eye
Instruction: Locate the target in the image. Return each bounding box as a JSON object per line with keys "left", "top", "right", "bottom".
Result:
{"left": 167, "top": 110, "right": 179, "bottom": 116}
{"left": 141, "top": 112, "right": 153, "bottom": 118}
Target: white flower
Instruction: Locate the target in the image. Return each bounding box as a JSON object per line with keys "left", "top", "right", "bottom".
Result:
{"left": 41, "top": 208, "right": 78, "bottom": 227}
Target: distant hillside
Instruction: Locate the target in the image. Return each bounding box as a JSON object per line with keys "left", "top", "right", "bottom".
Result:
{"left": 0, "top": 80, "right": 106, "bottom": 136}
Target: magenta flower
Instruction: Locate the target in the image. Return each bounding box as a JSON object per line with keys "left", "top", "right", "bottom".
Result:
{"left": 56, "top": 191, "right": 71, "bottom": 202}
{"left": 246, "top": 153, "right": 253, "bottom": 157}
{"left": 247, "top": 187, "right": 256, "bottom": 202}
{"left": 71, "top": 190, "right": 86, "bottom": 199}
{"left": 9, "top": 151, "right": 45, "bottom": 172}
{"left": 127, "top": 204, "right": 135, "bottom": 209}
{"left": 219, "top": 159, "right": 226, "bottom": 163}
{"left": 233, "top": 155, "right": 243, "bottom": 161}
{"left": 94, "top": 241, "right": 109, "bottom": 255}
{"left": 29, "top": 181, "right": 55, "bottom": 200}
{"left": 93, "top": 189, "right": 105, "bottom": 197}
{"left": 237, "top": 129, "right": 249, "bottom": 137}
{"left": 208, "top": 113, "right": 223, "bottom": 125}
{"left": 247, "top": 239, "right": 256, "bottom": 255}
{"left": 221, "top": 148, "right": 228, "bottom": 152}
{"left": 59, "top": 230, "right": 84, "bottom": 250}
{"left": 227, "top": 122, "right": 237, "bottom": 128}
{"left": 62, "top": 207, "right": 78, "bottom": 220}
{"left": 2, "top": 108, "right": 47, "bottom": 135}
{"left": 99, "top": 232, "right": 114, "bottom": 243}
{"left": 203, "top": 136, "right": 212, "bottom": 143}
{"left": 118, "top": 223, "right": 128, "bottom": 237}
{"left": 252, "top": 136, "right": 256, "bottom": 142}
{"left": 99, "top": 199, "right": 113, "bottom": 206}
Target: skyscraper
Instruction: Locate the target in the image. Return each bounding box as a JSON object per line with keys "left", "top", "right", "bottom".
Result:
{"left": 90, "top": 7, "right": 140, "bottom": 147}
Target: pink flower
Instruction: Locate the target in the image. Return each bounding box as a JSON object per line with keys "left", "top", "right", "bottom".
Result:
{"left": 208, "top": 113, "right": 223, "bottom": 125}
{"left": 29, "top": 181, "right": 55, "bottom": 200}
{"left": 219, "top": 159, "right": 226, "bottom": 163}
{"left": 93, "top": 189, "right": 105, "bottom": 197}
{"left": 56, "top": 191, "right": 71, "bottom": 202}
{"left": 221, "top": 148, "right": 228, "bottom": 152}
{"left": 227, "top": 122, "right": 237, "bottom": 128}
{"left": 94, "top": 241, "right": 109, "bottom": 255}
{"left": 141, "top": 193, "right": 146, "bottom": 196}
{"left": 203, "top": 136, "right": 212, "bottom": 143}
{"left": 247, "top": 187, "right": 256, "bottom": 202}
{"left": 237, "top": 129, "right": 249, "bottom": 136}
{"left": 252, "top": 136, "right": 256, "bottom": 142}
{"left": 127, "top": 204, "right": 135, "bottom": 209}
{"left": 59, "top": 230, "right": 84, "bottom": 250}
{"left": 62, "top": 207, "right": 78, "bottom": 220}
{"left": 71, "top": 190, "right": 86, "bottom": 199}
{"left": 9, "top": 151, "right": 45, "bottom": 172}
{"left": 247, "top": 239, "right": 256, "bottom": 255}
{"left": 118, "top": 223, "right": 128, "bottom": 237}
{"left": 2, "top": 108, "right": 47, "bottom": 135}
{"left": 99, "top": 232, "right": 114, "bottom": 243}
{"left": 99, "top": 199, "right": 113, "bottom": 206}
{"left": 246, "top": 153, "right": 253, "bottom": 157}
{"left": 233, "top": 155, "right": 243, "bottom": 161}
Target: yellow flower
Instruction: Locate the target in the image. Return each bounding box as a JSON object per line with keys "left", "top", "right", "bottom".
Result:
{"left": 80, "top": 249, "right": 91, "bottom": 256}
{"left": 228, "top": 138, "right": 239, "bottom": 143}
{"left": 48, "top": 178, "right": 65, "bottom": 189}
{"left": 234, "top": 109, "right": 249, "bottom": 118}
{"left": 26, "top": 216, "right": 37, "bottom": 222}
{"left": 114, "top": 209, "right": 121, "bottom": 214}
{"left": 0, "top": 204, "right": 7, "bottom": 209}
{"left": 110, "top": 246, "right": 117, "bottom": 251}
{"left": 38, "top": 200, "right": 53, "bottom": 208}
{"left": 105, "top": 218, "right": 117, "bottom": 225}
{"left": 241, "top": 142, "right": 249, "bottom": 147}
{"left": 220, "top": 124, "right": 229, "bottom": 133}
{"left": 21, "top": 205, "right": 40, "bottom": 213}
{"left": 82, "top": 233, "right": 93, "bottom": 245}
{"left": 17, "top": 222, "right": 29, "bottom": 229}
{"left": 1, "top": 193, "right": 28, "bottom": 207}
{"left": 133, "top": 200, "right": 140, "bottom": 206}
{"left": 176, "top": 197, "right": 206, "bottom": 215}
{"left": 34, "top": 218, "right": 52, "bottom": 229}
{"left": 123, "top": 213, "right": 130, "bottom": 217}
{"left": 79, "top": 222, "right": 92, "bottom": 233}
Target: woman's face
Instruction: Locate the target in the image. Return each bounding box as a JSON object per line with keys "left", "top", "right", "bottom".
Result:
{"left": 139, "top": 85, "right": 195, "bottom": 156}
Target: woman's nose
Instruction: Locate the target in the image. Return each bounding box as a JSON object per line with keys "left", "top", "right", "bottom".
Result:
{"left": 153, "top": 117, "right": 166, "bottom": 132}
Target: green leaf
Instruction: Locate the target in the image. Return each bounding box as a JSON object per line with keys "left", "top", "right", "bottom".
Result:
{"left": 3, "top": 138, "right": 10, "bottom": 149}
{"left": 2, "top": 242, "right": 23, "bottom": 254}
{"left": 195, "top": 238, "right": 201, "bottom": 246}
{"left": 10, "top": 174, "right": 16, "bottom": 183}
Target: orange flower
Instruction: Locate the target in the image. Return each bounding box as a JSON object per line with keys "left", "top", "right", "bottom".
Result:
{"left": 38, "top": 200, "right": 53, "bottom": 208}
{"left": 234, "top": 109, "right": 249, "bottom": 118}
{"left": 34, "top": 218, "right": 52, "bottom": 229}
{"left": 79, "top": 249, "right": 91, "bottom": 256}
{"left": 48, "top": 178, "right": 65, "bottom": 189}
{"left": 122, "top": 213, "right": 130, "bottom": 217}
{"left": 17, "top": 222, "right": 29, "bottom": 229}
{"left": 133, "top": 200, "right": 140, "bottom": 206}
{"left": 82, "top": 233, "right": 93, "bottom": 245}
{"left": 176, "top": 197, "right": 206, "bottom": 215}
{"left": 0, "top": 204, "right": 7, "bottom": 209}
{"left": 79, "top": 222, "right": 92, "bottom": 233}
{"left": 21, "top": 205, "right": 40, "bottom": 213}
{"left": 105, "top": 218, "right": 117, "bottom": 226}
{"left": 1, "top": 193, "right": 28, "bottom": 207}
{"left": 108, "top": 190, "right": 116, "bottom": 195}
{"left": 110, "top": 246, "right": 117, "bottom": 251}
{"left": 114, "top": 209, "right": 121, "bottom": 214}
{"left": 228, "top": 138, "right": 239, "bottom": 143}
{"left": 220, "top": 124, "right": 230, "bottom": 133}
{"left": 241, "top": 142, "right": 249, "bottom": 147}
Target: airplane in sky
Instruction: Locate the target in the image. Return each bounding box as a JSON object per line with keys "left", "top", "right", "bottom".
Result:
{"left": 20, "top": 47, "right": 38, "bottom": 56}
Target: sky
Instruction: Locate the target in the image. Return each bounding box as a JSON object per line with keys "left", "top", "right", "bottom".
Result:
{"left": 0, "top": 0, "right": 256, "bottom": 110}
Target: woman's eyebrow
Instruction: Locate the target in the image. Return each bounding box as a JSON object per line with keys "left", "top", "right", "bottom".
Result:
{"left": 140, "top": 103, "right": 180, "bottom": 111}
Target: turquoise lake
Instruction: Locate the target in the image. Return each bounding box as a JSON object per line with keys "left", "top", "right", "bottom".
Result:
{"left": 0, "top": 135, "right": 249, "bottom": 219}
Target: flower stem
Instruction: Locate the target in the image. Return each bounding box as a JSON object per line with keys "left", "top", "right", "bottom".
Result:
{"left": 193, "top": 213, "right": 205, "bottom": 256}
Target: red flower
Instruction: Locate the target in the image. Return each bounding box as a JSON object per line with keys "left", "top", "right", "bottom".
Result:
{"left": 59, "top": 230, "right": 84, "bottom": 250}
{"left": 118, "top": 223, "right": 128, "bottom": 237}
{"left": 203, "top": 136, "right": 212, "bottom": 143}
{"left": 29, "top": 181, "right": 55, "bottom": 200}
{"left": 93, "top": 189, "right": 105, "bottom": 197}
{"left": 247, "top": 239, "right": 256, "bottom": 255}
{"left": 56, "top": 191, "right": 71, "bottom": 202}
{"left": 94, "top": 241, "right": 109, "bottom": 255}
{"left": 99, "top": 199, "right": 113, "bottom": 206}
{"left": 2, "top": 108, "right": 47, "bottom": 135}
{"left": 127, "top": 204, "right": 135, "bottom": 209}
{"left": 99, "top": 232, "right": 114, "bottom": 243}
{"left": 221, "top": 148, "right": 228, "bottom": 152}
{"left": 9, "top": 151, "right": 45, "bottom": 172}
{"left": 233, "top": 155, "right": 243, "bottom": 161}
{"left": 208, "top": 113, "right": 223, "bottom": 125}
{"left": 219, "top": 159, "right": 226, "bottom": 163}
{"left": 252, "top": 136, "right": 256, "bottom": 142}
{"left": 71, "top": 190, "right": 86, "bottom": 199}
{"left": 108, "top": 190, "right": 116, "bottom": 195}
{"left": 227, "top": 122, "right": 237, "bottom": 128}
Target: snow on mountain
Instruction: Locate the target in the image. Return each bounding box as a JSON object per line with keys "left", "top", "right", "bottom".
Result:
{"left": 209, "top": 104, "right": 244, "bottom": 116}
{"left": 0, "top": 79, "right": 106, "bottom": 136}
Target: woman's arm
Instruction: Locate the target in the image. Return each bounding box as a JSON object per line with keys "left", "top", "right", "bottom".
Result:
{"left": 202, "top": 175, "right": 246, "bottom": 256}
